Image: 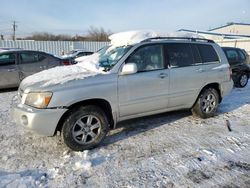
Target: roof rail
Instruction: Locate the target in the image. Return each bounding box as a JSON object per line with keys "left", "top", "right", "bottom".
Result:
{"left": 141, "top": 37, "right": 215, "bottom": 43}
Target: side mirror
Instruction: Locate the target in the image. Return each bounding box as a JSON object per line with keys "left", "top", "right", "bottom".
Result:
{"left": 120, "top": 63, "right": 137, "bottom": 75}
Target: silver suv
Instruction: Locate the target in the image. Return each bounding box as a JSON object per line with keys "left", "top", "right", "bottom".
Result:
{"left": 12, "top": 37, "right": 233, "bottom": 151}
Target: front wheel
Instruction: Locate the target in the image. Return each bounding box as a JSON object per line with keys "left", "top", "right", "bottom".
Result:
{"left": 62, "top": 105, "right": 109, "bottom": 151}
{"left": 192, "top": 88, "right": 219, "bottom": 118}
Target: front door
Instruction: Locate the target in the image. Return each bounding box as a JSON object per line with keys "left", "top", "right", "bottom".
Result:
{"left": 118, "top": 44, "right": 169, "bottom": 118}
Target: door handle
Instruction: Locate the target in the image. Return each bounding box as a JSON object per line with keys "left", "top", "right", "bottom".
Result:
{"left": 159, "top": 73, "right": 168, "bottom": 78}
{"left": 196, "top": 68, "right": 205, "bottom": 73}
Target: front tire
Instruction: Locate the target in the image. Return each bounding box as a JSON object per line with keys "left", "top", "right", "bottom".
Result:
{"left": 192, "top": 88, "right": 219, "bottom": 118}
{"left": 62, "top": 105, "right": 109, "bottom": 151}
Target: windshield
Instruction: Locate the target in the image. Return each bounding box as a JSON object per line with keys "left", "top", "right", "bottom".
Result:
{"left": 97, "top": 45, "right": 132, "bottom": 71}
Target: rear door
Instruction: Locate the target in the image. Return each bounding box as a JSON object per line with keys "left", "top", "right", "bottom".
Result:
{"left": 0, "top": 52, "right": 20, "bottom": 88}
{"left": 18, "top": 51, "right": 48, "bottom": 79}
{"left": 166, "top": 43, "right": 207, "bottom": 108}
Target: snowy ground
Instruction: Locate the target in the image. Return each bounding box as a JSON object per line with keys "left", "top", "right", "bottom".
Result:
{"left": 0, "top": 84, "right": 250, "bottom": 188}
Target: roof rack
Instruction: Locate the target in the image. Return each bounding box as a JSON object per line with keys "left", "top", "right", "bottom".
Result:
{"left": 141, "top": 37, "right": 215, "bottom": 43}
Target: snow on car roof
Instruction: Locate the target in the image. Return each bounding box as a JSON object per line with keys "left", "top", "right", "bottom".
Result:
{"left": 109, "top": 30, "right": 203, "bottom": 47}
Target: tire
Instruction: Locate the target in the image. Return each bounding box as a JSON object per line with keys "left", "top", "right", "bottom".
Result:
{"left": 192, "top": 88, "right": 219, "bottom": 118}
{"left": 235, "top": 72, "right": 248, "bottom": 88}
{"left": 62, "top": 105, "right": 109, "bottom": 151}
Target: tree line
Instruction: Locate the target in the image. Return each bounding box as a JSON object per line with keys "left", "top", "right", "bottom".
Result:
{"left": 17, "top": 26, "right": 112, "bottom": 41}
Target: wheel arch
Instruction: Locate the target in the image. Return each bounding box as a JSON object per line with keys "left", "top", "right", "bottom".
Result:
{"left": 54, "top": 98, "right": 114, "bottom": 135}
{"left": 192, "top": 83, "right": 222, "bottom": 108}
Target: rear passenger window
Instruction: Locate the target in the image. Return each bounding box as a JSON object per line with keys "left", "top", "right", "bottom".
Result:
{"left": 165, "top": 43, "right": 194, "bottom": 68}
{"left": 225, "top": 50, "right": 238, "bottom": 61}
{"left": 191, "top": 44, "right": 202, "bottom": 64}
{"left": 20, "top": 53, "right": 40, "bottom": 64}
{"left": 197, "top": 44, "right": 219, "bottom": 63}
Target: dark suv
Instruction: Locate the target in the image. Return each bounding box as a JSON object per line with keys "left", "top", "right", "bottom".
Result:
{"left": 222, "top": 47, "right": 250, "bottom": 88}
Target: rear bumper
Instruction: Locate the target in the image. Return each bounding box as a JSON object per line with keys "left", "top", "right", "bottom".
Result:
{"left": 220, "top": 80, "right": 234, "bottom": 98}
{"left": 12, "top": 104, "right": 67, "bottom": 136}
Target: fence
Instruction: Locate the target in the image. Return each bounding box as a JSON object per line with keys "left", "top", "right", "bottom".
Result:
{"left": 0, "top": 40, "right": 110, "bottom": 56}
{"left": 215, "top": 38, "right": 250, "bottom": 55}
{"left": 1, "top": 39, "right": 250, "bottom": 56}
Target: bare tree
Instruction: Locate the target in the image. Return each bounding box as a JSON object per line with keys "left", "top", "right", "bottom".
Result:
{"left": 24, "top": 32, "right": 73, "bottom": 41}
{"left": 86, "top": 26, "right": 111, "bottom": 41}
{"left": 20, "top": 26, "right": 112, "bottom": 41}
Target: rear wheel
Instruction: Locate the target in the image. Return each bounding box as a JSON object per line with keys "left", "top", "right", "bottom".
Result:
{"left": 192, "top": 88, "right": 219, "bottom": 118}
{"left": 235, "top": 72, "right": 248, "bottom": 88}
{"left": 62, "top": 105, "right": 109, "bottom": 151}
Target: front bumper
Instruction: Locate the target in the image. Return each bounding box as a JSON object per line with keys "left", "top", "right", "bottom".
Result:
{"left": 12, "top": 104, "right": 67, "bottom": 136}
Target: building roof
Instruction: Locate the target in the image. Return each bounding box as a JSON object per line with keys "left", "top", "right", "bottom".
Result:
{"left": 178, "top": 29, "right": 250, "bottom": 39}
{"left": 209, "top": 22, "right": 250, "bottom": 31}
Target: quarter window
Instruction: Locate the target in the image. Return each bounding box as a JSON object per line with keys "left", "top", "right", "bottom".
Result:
{"left": 0, "top": 53, "right": 15, "bottom": 66}
{"left": 197, "top": 44, "right": 219, "bottom": 63}
{"left": 126, "top": 45, "right": 164, "bottom": 72}
{"left": 237, "top": 50, "right": 246, "bottom": 61}
{"left": 165, "top": 43, "right": 194, "bottom": 68}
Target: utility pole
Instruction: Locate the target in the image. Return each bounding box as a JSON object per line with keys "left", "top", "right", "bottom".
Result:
{"left": 12, "top": 21, "right": 17, "bottom": 40}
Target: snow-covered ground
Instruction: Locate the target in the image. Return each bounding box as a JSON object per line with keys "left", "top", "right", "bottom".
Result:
{"left": 0, "top": 83, "right": 250, "bottom": 188}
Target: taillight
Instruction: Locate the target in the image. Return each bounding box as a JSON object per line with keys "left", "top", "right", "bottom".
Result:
{"left": 63, "top": 60, "right": 70, "bottom": 65}
{"left": 229, "top": 67, "right": 232, "bottom": 80}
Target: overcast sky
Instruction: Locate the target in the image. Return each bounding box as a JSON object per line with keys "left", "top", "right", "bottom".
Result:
{"left": 0, "top": 0, "right": 249, "bottom": 38}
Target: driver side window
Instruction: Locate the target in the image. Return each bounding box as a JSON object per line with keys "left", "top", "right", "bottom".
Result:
{"left": 126, "top": 45, "right": 164, "bottom": 72}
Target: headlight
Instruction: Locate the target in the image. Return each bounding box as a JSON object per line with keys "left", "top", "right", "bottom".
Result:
{"left": 22, "top": 92, "right": 53, "bottom": 108}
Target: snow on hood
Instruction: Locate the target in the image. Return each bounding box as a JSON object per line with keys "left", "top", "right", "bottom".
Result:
{"left": 22, "top": 53, "right": 104, "bottom": 88}
{"left": 109, "top": 30, "right": 204, "bottom": 47}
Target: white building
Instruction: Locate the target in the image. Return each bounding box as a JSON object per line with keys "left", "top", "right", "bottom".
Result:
{"left": 179, "top": 23, "right": 250, "bottom": 40}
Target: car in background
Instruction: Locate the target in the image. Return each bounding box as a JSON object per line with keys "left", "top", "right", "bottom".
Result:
{"left": 62, "top": 49, "right": 94, "bottom": 60}
{"left": 0, "top": 49, "right": 71, "bottom": 89}
{"left": 222, "top": 47, "right": 250, "bottom": 88}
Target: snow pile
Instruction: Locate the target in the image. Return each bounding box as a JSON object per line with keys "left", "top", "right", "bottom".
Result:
{"left": 72, "top": 151, "right": 92, "bottom": 171}
{"left": 22, "top": 53, "right": 103, "bottom": 87}
{"left": 109, "top": 30, "right": 203, "bottom": 47}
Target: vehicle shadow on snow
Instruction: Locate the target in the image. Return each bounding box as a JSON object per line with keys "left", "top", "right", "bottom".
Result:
{"left": 0, "top": 87, "right": 18, "bottom": 93}
{"left": 102, "top": 110, "right": 191, "bottom": 147}
{"left": 0, "top": 169, "right": 47, "bottom": 186}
